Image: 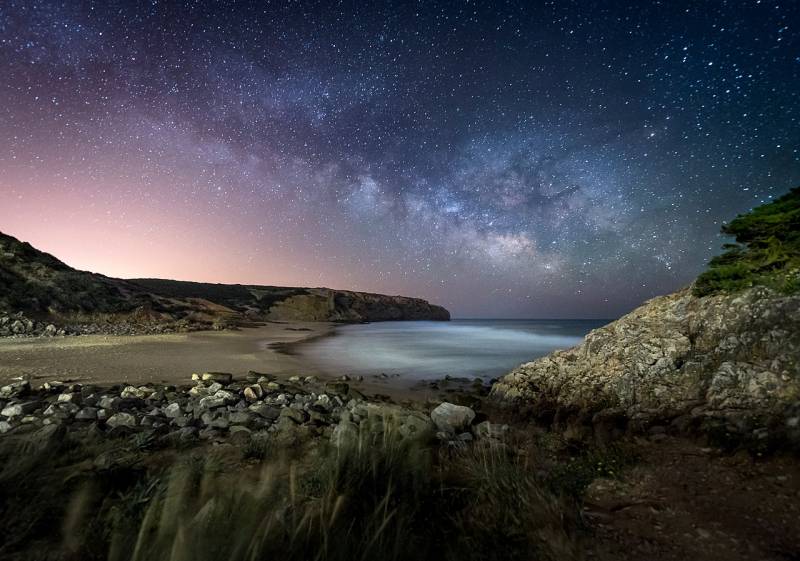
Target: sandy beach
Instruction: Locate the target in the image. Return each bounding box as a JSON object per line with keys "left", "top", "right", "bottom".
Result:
{"left": 0, "top": 321, "right": 334, "bottom": 388}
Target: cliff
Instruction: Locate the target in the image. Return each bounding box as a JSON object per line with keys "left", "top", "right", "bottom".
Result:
{"left": 491, "top": 286, "right": 800, "bottom": 446}
{"left": 0, "top": 231, "right": 449, "bottom": 334}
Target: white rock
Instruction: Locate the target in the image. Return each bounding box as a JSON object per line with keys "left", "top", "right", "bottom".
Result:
{"left": 430, "top": 402, "right": 475, "bottom": 434}
{"left": 164, "top": 402, "right": 182, "bottom": 418}
{"left": 106, "top": 412, "right": 137, "bottom": 429}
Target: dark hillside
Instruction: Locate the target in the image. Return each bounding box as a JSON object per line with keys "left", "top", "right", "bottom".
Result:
{"left": 0, "top": 231, "right": 449, "bottom": 332}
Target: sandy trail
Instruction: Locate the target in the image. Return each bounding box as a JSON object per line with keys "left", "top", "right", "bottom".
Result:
{"left": 0, "top": 321, "right": 333, "bottom": 387}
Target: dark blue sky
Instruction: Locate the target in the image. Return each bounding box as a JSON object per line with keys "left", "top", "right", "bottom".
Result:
{"left": 1, "top": 1, "right": 798, "bottom": 317}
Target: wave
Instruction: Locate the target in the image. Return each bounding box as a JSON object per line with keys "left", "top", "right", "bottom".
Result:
{"left": 296, "top": 319, "right": 602, "bottom": 380}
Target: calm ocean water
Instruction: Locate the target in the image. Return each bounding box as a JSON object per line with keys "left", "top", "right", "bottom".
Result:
{"left": 297, "top": 319, "right": 609, "bottom": 380}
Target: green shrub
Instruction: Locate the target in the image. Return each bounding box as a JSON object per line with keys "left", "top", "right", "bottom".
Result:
{"left": 694, "top": 187, "right": 800, "bottom": 296}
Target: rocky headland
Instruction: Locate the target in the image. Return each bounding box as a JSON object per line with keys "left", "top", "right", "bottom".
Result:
{"left": 491, "top": 285, "right": 800, "bottom": 448}
{"left": 0, "top": 230, "right": 449, "bottom": 337}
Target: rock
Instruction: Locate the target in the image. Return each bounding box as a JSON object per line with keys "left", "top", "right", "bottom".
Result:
{"left": 43, "top": 324, "right": 58, "bottom": 337}
{"left": 214, "top": 390, "right": 237, "bottom": 403}
{"left": 430, "top": 402, "right": 476, "bottom": 434}
{"left": 288, "top": 376, "right": 300, "bottom": 383}
{"left": 57, "top": 392, "right": 81, "bottom": 404}
{"left": 208, "top": 416, "right": 230, "bottom": 430}
{"left": 315, "top": 394, "right": 332, "bottom": 410}
{"left": 243, "top": 385, "right": 264, "bottom": 402}
{"left": 398, "top": 414, "right": 435, "bottom": 439}
{"left": 200, "top": 372, "right": 233, "bottom": 385}
{"left": 273, "top": 416, "right": 301, "bottom": 437}
{"left": 280, "top": 407, "right": 308, "bottom": 424}
{"left": 1, "top": 401, "right": 39, "bottom": 418}
{"left": 121, "top": 386, "right": 152, "bottom": 399}
{"left": 325, "top": 381, "right": 350, "bottom": 396}
{"left": 0, "top": 380, "right": 30, "bottom": 398}
{"left": 308, "top": 410, "right": 330, "bottom": 425}
{"left": 172, "top": 415, "right": 191, "bottom": 427}
{"left": 0, "top": 421, "right": 12, "bottom": 433}
{"left": 75, "top": 407, "right": 99, "bottom": 421}
{"left": 106, "top": 412, "right": 137, "bottom": 429}
{"left": 188, "top": 385, "right": 209, "bottom": 398}
{"left": 249, "top": 403, "right": 281, "bottom": 420}
{"left": 42, "top": 381, "right": 64, "bottom": 392}
{"left": 198, "top": 396, "right": 226, "bottom": 410}
{"left": 229, "top": 411, "right": 253, "bottom": 425}
{"left": 98, "top": 396, "right": 121, "bottom": 411}
{"left": 164, "top": 402, "right": 182, "bottom": 418}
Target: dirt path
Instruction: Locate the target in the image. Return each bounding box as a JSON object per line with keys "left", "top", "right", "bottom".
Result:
{"left": 584, "top": 437, "right": 800, "bottom": 561}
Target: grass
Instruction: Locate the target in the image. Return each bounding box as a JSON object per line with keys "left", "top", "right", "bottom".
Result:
{"left": 694, "top": 186, "right": 800, "bottom": 296}
{"left": 0, "top": 422, "right": 582, "bottom": 561}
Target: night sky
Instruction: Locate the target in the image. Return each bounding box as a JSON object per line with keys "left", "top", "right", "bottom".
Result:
{"left": 1, "top": 1, "right": 798, "bottom": 318}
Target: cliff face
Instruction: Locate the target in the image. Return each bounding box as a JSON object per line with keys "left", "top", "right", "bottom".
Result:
{"left": 0, "top": 231, "right": 449, "bottom": 332}
{"left": 266, "top": 289, "right": 450, "bottom": 322}
{"left": 491, "top": 286, "right": 800, "bottom": 446}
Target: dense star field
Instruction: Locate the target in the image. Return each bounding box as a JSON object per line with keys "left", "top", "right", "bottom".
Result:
{"left": 0, "top": 1, "right": 798, "bottom": 317}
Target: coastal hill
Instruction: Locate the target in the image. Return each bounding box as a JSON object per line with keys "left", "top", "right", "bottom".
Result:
{"left": 492, "top": 187, "right": 800, "bottom": 448}
{"left": 0, "top": 231, "right": 449, "bottom": 334}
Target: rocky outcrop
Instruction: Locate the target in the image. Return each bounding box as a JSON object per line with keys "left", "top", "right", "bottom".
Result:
{"left": 491, "top": 286, "right": 800, "bottom": 447}
{"left": 266, "top": 289, "right": 450, "bottom": 322}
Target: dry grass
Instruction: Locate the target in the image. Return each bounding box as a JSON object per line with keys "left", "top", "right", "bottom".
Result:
{"left": 0, "top": 421, "right": 581, "bottom": 561}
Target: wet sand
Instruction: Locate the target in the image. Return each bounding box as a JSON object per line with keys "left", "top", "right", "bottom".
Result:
{"left": 0, "top": 322, "right": 333, "bottom": 387}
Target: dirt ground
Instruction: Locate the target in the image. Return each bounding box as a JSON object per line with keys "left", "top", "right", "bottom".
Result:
{"left": 583, "top": 436, "right": 800, "bottom": 561}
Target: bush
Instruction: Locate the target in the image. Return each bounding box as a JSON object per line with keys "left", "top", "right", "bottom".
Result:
{"left": 694, "top": 187, "right": 800, "bottom": 296}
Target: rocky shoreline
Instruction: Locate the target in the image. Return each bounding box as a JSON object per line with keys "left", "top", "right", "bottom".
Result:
{"left": 0, "top": 371, "right": 500, "bottom": 448}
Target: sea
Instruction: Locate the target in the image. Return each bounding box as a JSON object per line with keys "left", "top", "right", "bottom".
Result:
{"left": 296, "top": 319, "right": 609, "bottom": 381}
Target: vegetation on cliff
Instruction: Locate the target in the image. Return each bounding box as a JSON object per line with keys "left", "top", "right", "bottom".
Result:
{"left": 0, "top": 231, "right": 449, "bottom": 327}
{"left": 694, "top": 186, "right": 800, "bottom": 296}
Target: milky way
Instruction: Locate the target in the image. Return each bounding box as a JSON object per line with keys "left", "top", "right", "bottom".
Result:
{"left": 1, "top": 1, "right": 798, "bottom": 317}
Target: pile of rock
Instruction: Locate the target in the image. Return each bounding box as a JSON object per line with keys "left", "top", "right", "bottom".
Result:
{"left": 0, "top": 373, "right": 507, "bottom": 450}
{"left": 0, "top": 310, "right": 203, "bottom": 339}
{"left": 0, "top": 313, "right": 62, "bottom": 337}
{"left": 430, "top": 401, "right": 508, "bottom": 447}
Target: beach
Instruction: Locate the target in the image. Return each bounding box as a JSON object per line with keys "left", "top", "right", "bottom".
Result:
{"left": 0, "top": 321, "right": 333, "bottom": 388}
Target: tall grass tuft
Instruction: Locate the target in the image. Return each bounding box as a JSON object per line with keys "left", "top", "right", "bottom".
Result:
{"left": 0, "top": 421, "right": 579, "bottom": 561}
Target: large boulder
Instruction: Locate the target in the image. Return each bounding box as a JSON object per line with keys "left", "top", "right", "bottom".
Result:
{"left": 491, "top": 287, "right": 800, "bottom": 444}
{"left": 431, "top": 402, "right": 475, "bottom": 434}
